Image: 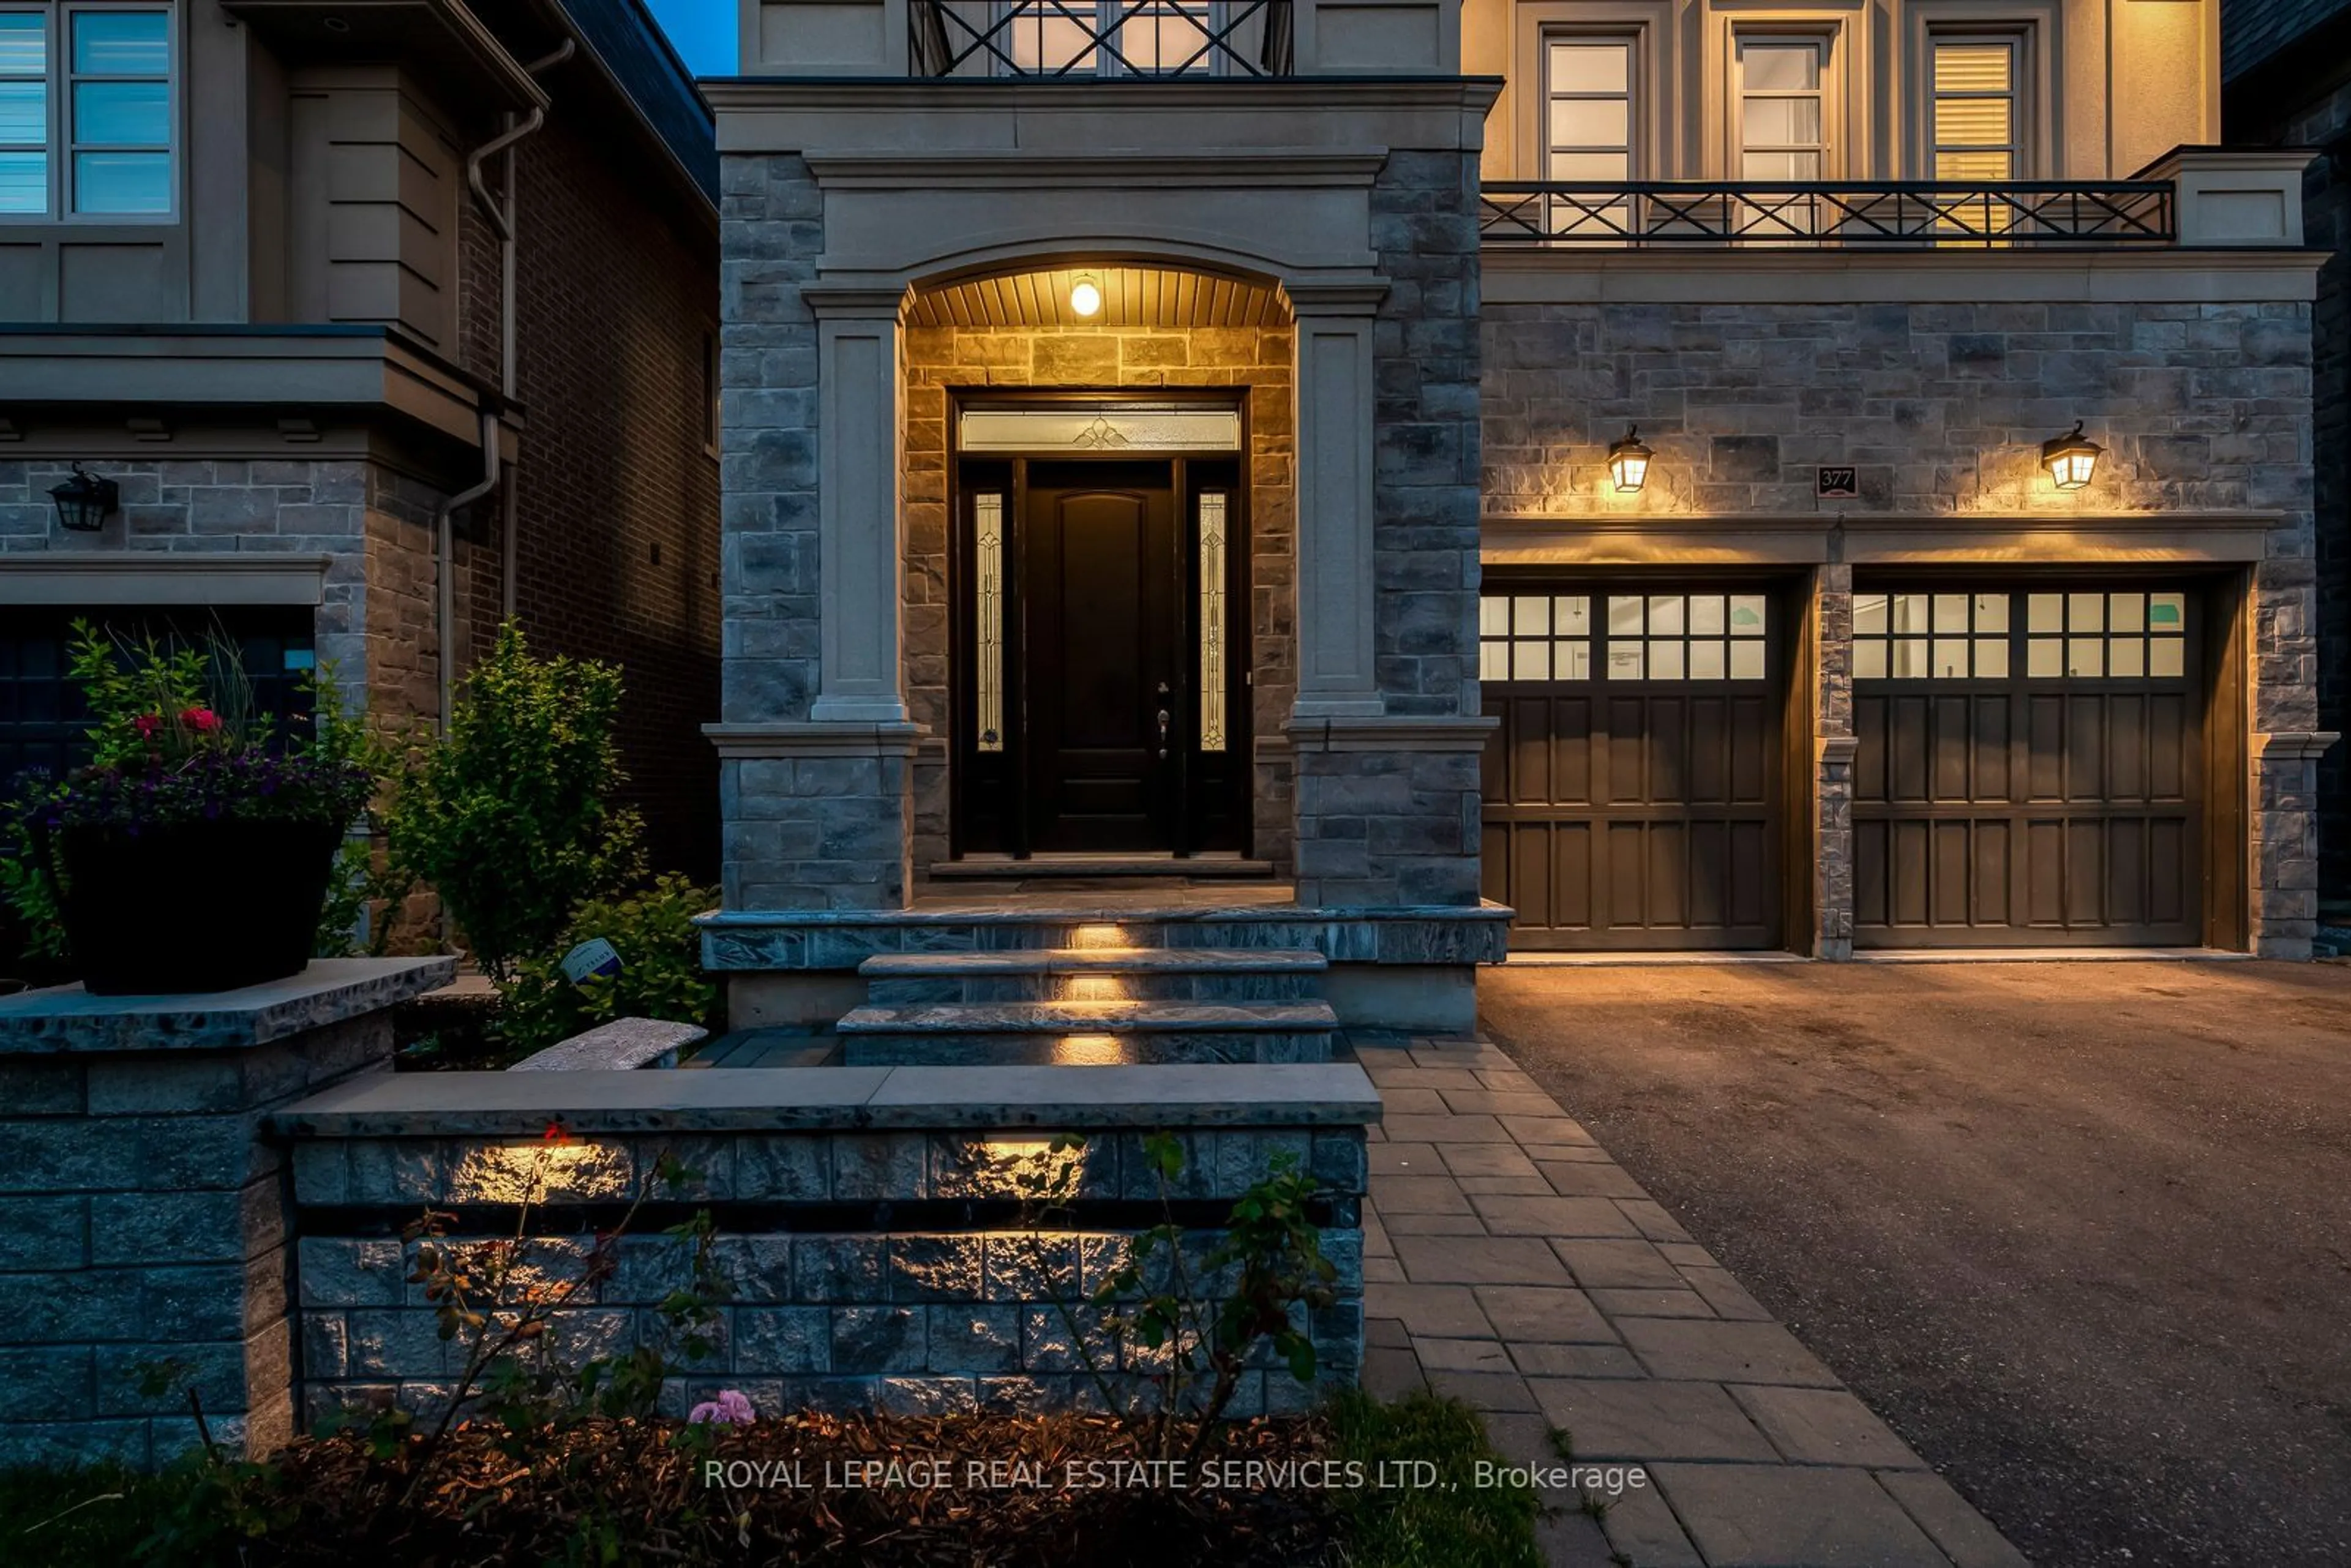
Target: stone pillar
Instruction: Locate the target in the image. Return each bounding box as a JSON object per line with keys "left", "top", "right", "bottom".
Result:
{"left": 713, "top": 163, "right": 918, "bottom": 912}
{"left": 810, "top": 292, "right": 910, "bottom": 725}
{"left": 0, "top": 958, "right": 452, "bottom": 1470}
{"left": 1287, "top": 284, "right": 1386, "bottom": 721}
{"left": 1812, "top": 564, "right": 1857, "bottom": 959}
{"left": 2252, "top": 732, "right": 2336, "bottom": 956}
{"left": 2251, "top": 546, "right": 2327, "bottom": 958}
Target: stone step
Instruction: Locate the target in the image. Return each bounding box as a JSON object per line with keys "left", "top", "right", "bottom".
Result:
{"left": 834, "top": 998, "right": 1337, "bottom": 1067}
{"left": 859, "top": 948, "right": 1327, "bottom": 1005}
{"left": 839, "top": 1032, "right": 1335, "bottom": 1066}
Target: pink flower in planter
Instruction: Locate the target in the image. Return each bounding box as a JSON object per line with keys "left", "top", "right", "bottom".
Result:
{"left": 688, "top": 1389, "right": 757, "bottom": 1427}
{"left": 132, "top": 714, "right": 161, "bottom": 740}
{"left": 181, "top": 707, "right": 221, "bottom": 733}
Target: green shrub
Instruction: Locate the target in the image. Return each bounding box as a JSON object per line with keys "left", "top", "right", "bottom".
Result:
{"left": 380, "top": 622, "right": 643, "bottom": 981}
{"left": 496, "top": 874, "right": 719, "bottom": 1057}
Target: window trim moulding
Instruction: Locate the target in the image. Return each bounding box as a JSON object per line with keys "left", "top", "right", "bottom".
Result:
{"left": 0, "top": 552, "right": 331, "bottom": 606}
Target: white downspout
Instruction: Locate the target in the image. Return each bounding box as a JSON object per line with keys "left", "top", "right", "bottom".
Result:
{"left": 434, "top": 37, "right": 574, "bottom": 729}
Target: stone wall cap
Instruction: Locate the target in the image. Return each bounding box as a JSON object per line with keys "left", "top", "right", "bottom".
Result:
{"left": 273, "top": 1061, "right": 1383, "bottom": 1136}
{"left": 0, "top": 957, "right": 456, "bottom": 1054}
{"left": 696, "top": 901, "right": 1516, "bottom": 929}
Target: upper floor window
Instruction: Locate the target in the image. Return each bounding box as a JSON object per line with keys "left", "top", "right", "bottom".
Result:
{"left": 0, "top": 5, "right": 171, "bottom": 218}
{"left": 1545, "top": 39, "right": 1632, "bottom": 181}
{"left": 1930, "top": 37, "right": 2018, "bottom": 180}
{"left": 1736, "top": 38, "right": 1826, "bottom": 181}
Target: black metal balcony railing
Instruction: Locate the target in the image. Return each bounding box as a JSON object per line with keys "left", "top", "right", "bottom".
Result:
{"left": 1479, "top": 181, "right": 2178, "bottom": 248}
{"left": 912, "top": 0, "right": 1292, "bottom": 77}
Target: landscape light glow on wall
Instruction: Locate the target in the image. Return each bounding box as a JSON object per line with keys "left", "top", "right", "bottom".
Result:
{"left": 2040, "top": 422, "right": 2105, "bottom": 490}
{"left": 1607, "top": 427, "right": 1653, "bottom": 494}
{"left": 48, "top": 464, "right": 119, "bottom": 532}
{"left": 1068, "top": 275, "right": 1103, "bottom": 318}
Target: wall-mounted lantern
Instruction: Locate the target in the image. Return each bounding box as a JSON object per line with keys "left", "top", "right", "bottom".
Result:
{"left": 1607, "top": 426, "right": 1653, "bottom": 494}
{"left": 2040, "top": 421, "right": 2104, "bottom": 491}
{"left": 48, "top": 463, "right": 119, "bottom": 532}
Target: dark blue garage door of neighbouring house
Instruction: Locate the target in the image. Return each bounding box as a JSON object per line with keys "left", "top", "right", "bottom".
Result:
{"left": 0, "top": 607, "right": 319, "bottom": 793}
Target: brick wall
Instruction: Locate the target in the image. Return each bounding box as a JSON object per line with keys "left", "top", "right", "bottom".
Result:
{"left": 899, "top": 321, "right": 1298, "bottom": 876}
{"left": 496, "top": 114, "right": 722, "bottom": 878}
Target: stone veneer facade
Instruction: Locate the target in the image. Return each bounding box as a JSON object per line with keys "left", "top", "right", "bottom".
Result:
{"left": 717, "top": 141, "right": 1491, "bottom": 912}
{"left": 1481, "top": 296, "right": 2322, "bottom": 955}
{"left": 0, "top": 454, "right": 476, "bottom": 726}
{"left": 1287, "top": 150, "right": 1488, "bottom": 910}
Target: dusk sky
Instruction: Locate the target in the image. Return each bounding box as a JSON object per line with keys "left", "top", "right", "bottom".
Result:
{"left": 644, "top": 0, "right": 737, "bottom": 75}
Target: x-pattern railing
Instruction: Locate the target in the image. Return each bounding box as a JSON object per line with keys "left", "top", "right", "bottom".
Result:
{"left": 1479, "top": 181, "right": 2178, "bottom": 247}
{"left": 911, "top": 0, "right": 1292, "bottom": 77}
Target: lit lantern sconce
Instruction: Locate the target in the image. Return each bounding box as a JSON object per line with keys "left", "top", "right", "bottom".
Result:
{"left": 48, "top": 463, "right": 119, "bottom": 533}
{"left": 1607, "top": 426, "right": 1653, "bottom": 495}
{"left": 2040, "top": 421, "right": 2104, "bottom": 491}
{"left": 1068, "top": 274, "right": 1103, "bottom": 320}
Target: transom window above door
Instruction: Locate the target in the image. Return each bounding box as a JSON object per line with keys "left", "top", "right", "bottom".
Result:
{"left": 1738, "top": 38, "right": 1827, "bottom": 181}
{"left": 1480, "top": 591, "right": 1768, "bottom": 683}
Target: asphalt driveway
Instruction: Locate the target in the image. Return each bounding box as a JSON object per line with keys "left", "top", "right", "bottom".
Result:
{"left": 1478, "top": 959, "right": 2351, "bottom": 1568}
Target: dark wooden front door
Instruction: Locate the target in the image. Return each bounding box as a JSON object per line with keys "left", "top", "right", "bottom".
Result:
{"left": 953, "top": 425, "right": 1251, "bottom": 862}
{"left": 1022, "top": 461, "right": 1180, "bottom": 852}
{"left": 1480, "top": 586, "right": 1785, "bottom": 950}
{"left": 1852, "top": 584, "right": 2205, "bottom": 947}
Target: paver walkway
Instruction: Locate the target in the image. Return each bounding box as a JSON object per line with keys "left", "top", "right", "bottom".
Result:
{"left": 1355, "top": 1033, "right": 2029, "bottom": 1568}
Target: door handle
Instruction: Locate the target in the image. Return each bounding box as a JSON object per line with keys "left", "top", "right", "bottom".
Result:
{"left": 1157, "top": 707, "right": 1171, "bottom": 760}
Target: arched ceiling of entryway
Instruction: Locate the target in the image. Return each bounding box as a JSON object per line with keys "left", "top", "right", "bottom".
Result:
{"left": 906, "top": 264, "right": 1287, "bottom": 331}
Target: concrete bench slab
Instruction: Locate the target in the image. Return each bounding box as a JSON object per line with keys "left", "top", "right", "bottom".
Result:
{"left": 508, "top": 1017, "right": 707, "bottom": 1072}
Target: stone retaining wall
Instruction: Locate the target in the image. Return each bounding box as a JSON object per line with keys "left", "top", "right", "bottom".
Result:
{"left": 279, "top": 1065, "right": 1377, "bottom": 1422}
{"left": 0, "top": 959, "right": 454, "bottom": 1470}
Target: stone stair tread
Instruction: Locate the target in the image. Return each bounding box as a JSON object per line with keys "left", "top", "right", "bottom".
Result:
{"left": 858, "top": 947, "right": 1329, "bottom": 977}
{"left": 836, "top": 999, "right": 1338, "bottom": 1033}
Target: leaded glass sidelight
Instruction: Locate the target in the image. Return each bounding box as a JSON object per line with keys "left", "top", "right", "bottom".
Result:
{"left": 1199, "top": 493, "right": 1228, "bottom": 751}
{"left": 975, "top": 493, "right": 1006, "bottom": 752}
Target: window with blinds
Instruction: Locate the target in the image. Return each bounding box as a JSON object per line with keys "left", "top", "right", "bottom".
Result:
{"left": 1930, "top": 39, "right": 2018, "bottom": 181}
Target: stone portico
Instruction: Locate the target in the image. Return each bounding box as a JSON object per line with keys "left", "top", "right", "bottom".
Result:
{"left": 702, "top": 83, "right": 1506, "bottom": 1027}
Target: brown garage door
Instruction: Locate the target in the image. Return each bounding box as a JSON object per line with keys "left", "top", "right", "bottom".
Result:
{"left": 1853, "top": 586, "right": 2204, "bottom": 947}
{"left": 1481, "top": 587, "right": 1783, "bottom": 950}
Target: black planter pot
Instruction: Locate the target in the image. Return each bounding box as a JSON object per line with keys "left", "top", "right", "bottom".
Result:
{"left": 43, "top": 817, "right": 345, "bottom": 995}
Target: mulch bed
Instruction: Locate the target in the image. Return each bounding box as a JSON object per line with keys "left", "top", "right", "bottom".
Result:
{"left": 251, "top": 1411, "right": 1343, "bottom": 1566}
